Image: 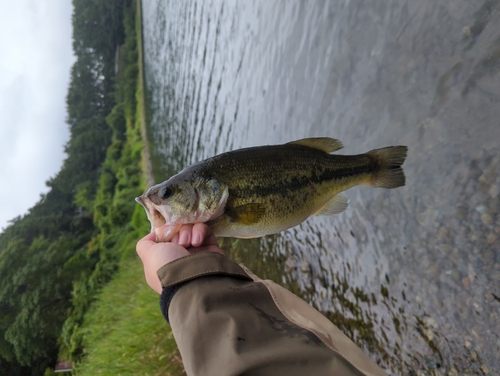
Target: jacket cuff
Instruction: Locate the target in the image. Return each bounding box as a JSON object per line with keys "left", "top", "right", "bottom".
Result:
{"left": 156, "top": 251, "right": 252, "bottom": 288}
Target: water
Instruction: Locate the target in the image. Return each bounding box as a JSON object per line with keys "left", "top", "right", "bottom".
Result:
{"left": 141, "top": 0, "right": 500, "bottom": 374}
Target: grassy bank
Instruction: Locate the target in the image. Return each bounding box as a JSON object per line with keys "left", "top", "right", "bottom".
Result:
{"left": 72, "top": 257, "right": 184, "bottom": 376}
{"left": 58, "top": 1, "right": 185, "bottom": 375}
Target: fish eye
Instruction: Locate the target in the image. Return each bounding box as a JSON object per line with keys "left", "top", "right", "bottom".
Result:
{"left": 160, "top": 187, "right": 173, "bottom": 199}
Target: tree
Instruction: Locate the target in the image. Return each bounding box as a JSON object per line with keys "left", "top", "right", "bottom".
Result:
{"left": 0, "top": 1, "right": 133, "bottom": 373}
{"left": 0, "top": 236, "right": 82, "bottom": 369}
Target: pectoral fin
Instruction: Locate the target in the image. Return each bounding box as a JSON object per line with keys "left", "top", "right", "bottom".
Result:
{"left": 226, "top": 203, "right": 266, "bottom": 224}
{"left": 313, "top": 193, "right": 349, "bottom": 216}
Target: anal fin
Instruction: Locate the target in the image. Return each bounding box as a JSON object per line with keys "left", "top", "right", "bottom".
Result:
{"left": 313, "top": 193, "right": 349, "bottom": 216}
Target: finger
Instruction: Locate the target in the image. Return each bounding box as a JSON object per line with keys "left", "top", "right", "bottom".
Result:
{"left": 192, "top": 223, "right": 216, "bottom": 246}
{"left": 136, "top": 231, "right": 157, "bottom": 256}
{"left": 170, "top": 224, "right": 192, "bottom": 245}
{"left": 143, "top": 231, "right": 157, "bottom": 241}
{"left": 178, "top": 226, "right": 192, "bottom": 247}
{"left": 170, "top": 233, "right": 180, "bottom": 244}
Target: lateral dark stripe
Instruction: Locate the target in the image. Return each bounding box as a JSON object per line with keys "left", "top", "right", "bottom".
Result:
{"left": 233, "top": 164, "right": 375, "bottom": 199}
{"left": 317, "top": 165, "right": 374, "bottom": 182}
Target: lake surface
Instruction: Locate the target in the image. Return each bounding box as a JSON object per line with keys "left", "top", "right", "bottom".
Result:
{"left": 140, "top": 0, "right": 500, "bottom": 374}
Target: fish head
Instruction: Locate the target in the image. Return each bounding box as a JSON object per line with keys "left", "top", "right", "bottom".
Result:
{"left": 135, "top": 175, "right": 228, "bottom": 242}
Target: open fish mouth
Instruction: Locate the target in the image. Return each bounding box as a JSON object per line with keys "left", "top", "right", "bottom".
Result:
{"left": 135, "top": 195, "right": 168, "bottom": 231}
{"left": 135, "top": 196, "right": 184, "bottom": 242}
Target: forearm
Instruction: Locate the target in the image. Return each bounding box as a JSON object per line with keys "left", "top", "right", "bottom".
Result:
{"left": 158, "top": 252, "right": 387, "bottom": 376}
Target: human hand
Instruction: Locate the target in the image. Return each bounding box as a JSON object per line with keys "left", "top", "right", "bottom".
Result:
{"left": 136, "top": 223, "right": 225, "bottom": 294}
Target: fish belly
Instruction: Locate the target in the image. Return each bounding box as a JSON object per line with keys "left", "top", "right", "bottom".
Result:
{"left": 209, "top": 176, "right": 367, "bottom": 238}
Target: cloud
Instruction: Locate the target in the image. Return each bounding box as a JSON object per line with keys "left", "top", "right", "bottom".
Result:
{"left": 0, "top": 0, "right": 75, "bottom": 230}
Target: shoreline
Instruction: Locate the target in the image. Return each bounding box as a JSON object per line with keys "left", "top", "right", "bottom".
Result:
{"left": 136, "top": 0, "right": 155, "bottom": 188}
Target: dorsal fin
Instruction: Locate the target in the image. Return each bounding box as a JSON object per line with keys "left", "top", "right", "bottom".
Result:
{"left": 287, "top": 137, "right": 343, "bottom": 153}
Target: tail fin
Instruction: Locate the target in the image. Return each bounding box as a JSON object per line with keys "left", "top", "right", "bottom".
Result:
{"left": 367, "top": 146, "right": 408, "bottom": 188}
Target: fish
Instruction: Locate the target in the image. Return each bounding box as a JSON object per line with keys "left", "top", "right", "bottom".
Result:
{"left": 136, "top": 137, "right": 408, "bottom": 242}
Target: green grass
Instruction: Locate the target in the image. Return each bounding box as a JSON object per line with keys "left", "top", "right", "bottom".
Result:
{"left": 73, "top": 259, "right": 184, "bottom": 376}
{"left": 66, "top": 1, "right": 186, "bottom": 374}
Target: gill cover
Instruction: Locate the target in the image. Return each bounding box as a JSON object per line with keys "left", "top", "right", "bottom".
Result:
{"left": 136, "top": 176, "right": 229, "bottom": 241}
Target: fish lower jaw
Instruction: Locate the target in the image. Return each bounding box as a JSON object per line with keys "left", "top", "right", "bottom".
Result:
{"left": 154, "top": 223, "right": 182, "bottom": 242}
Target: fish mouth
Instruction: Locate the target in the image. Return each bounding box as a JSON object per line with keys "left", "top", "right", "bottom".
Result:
{"left": 135, "top": 195, "right": 183, "bottom": 242}
{"left": 135, "top": 195, "right": 168, "bottom": 230}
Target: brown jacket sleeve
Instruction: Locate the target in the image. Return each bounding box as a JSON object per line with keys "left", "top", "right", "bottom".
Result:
{"left": 157, "top": 252, "right": 388, "bottom": 376}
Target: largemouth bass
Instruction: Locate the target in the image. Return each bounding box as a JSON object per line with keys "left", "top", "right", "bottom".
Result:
{"left": 136, "top": 137, "right": 408, "bottom": 242}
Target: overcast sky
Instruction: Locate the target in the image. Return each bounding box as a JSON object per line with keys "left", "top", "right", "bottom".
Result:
{"left": 0, "top": 0, "right": 75, "bottom": 231}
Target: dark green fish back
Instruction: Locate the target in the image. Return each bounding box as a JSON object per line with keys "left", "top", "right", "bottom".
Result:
{"left": 203, "top": 143, "right": 377, "bottom": 195}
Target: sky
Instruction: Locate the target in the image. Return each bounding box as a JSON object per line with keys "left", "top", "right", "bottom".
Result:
{"left": 0, "top": 0, "right": 75, "bottom": 231}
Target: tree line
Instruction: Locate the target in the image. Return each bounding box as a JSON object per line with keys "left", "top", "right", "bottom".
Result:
{"left": 0, "top": 0, "right": 143, "bottom": 374}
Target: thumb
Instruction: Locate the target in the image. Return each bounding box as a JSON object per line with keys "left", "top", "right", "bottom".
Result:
{"left": 136, "top": 231, "right": 157, "bottom": 257}
{"left": 144, "top": 231, "right": 157, "bottom": 241}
